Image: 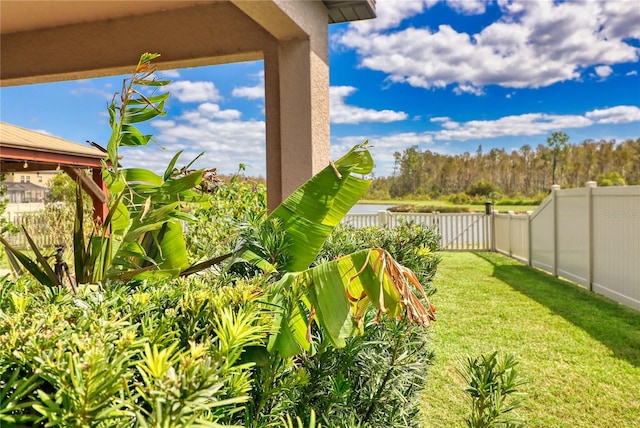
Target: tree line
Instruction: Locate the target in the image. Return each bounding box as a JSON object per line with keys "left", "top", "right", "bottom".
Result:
{"left": 370, "top": 135, "right": 640, "bottom": 200}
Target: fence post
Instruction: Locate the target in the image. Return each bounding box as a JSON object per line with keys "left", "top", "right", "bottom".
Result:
{"left": 490, "top": 209, "right": 496, "bottom": 252}
{"left": 586, "top": 181, "right": 597, "bottom": 291}
{"left": 508, "top": 211, "right": 515, "bottom": 257}
{"left": 551, "top": 184, "right": 560, "bottom": 277}
{"left": 377, "top": 210, "right": 388, "bottom": 228}
{"left": 434, "top": 211, "right": 442, "bottom": 249}
{"left": 527, "top": 210, "right": 533, "bottom": 266}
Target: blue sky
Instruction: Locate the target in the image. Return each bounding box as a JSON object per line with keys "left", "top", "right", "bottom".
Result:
{"left": 1, "top": 0, "right": 639, "bottom": 177}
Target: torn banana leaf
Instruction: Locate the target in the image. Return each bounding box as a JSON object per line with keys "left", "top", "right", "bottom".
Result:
{"left": 268, "top": 248, "right": 436, "bottom": 357}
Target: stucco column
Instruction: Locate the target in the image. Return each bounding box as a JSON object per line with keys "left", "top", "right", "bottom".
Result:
{"left": 264, "top": 26, "right": 330, "bottom": 211}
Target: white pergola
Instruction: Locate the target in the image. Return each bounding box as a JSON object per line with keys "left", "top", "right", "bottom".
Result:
{"left": 0, "top": 0, "right": 375, "bottom": 211}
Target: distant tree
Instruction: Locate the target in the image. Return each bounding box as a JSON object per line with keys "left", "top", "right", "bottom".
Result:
{"left": 0, "top": 174, "right": 17, "bottom": 236}
{"left": 547, "top": 131, "right": 569, "bottom": 185}
{"left": 47, "top": 172, "right": 78, "bottom": 203}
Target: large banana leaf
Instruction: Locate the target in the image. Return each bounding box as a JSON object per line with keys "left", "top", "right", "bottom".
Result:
{"left": 267, "top": 143, "right": 374, "bottom": 272}
{"left": 267, "top": 248, "right": 436, "bottom": 357}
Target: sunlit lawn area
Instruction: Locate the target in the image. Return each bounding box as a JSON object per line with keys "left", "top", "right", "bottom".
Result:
{"left": 421, "top": 252, "right": 640, "bottom": 427}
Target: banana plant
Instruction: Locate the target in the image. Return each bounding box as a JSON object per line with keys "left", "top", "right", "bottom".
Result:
{"left": 1, "top": 53, "right": 213, "bottom": 286}
{"left": 235, "top": 143, "right": 436, "bottom": 356}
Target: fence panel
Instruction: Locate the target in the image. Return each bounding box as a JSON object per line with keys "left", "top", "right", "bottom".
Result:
{"left": 342, "top": 213, "right": 380, "bottom": 228}
{"left": 494, "top": 212, "right": 529, "bottom": 263}
{"left": 556, "top": 189, "right": 589, "bottom": 286}
{"left": 3, "top": 212, "right": 58, "bottom": 249}
{"left": 591, "top": 187, "right": 640, "bottom": 310}
{"left": 494, "top": 213, "right": 510, "bottom": 255}
{"left": 509, "top": 215, "right": 529, "bottom": 263}
{"left": 342, "top": 211, "right": 492, "bottom": 251}
{"left": 530, "top": 197, "right": 554, "bottom": 274}
{"left": 494, "top": 184, "right": 640, "bottom": 311}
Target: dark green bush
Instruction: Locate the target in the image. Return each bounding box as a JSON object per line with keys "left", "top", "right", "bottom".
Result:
{"left": 281, "top": 222, "right": 441, "bottom": 427}
{"left": 467, "top": 181, "right": 497, "bottom": 198}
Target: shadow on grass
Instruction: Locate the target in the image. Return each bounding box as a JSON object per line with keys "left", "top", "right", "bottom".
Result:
{"left": 473, "top": 252, "right": 640, "bottom": 368}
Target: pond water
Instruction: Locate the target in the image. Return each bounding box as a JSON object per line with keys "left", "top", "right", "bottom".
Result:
{"left": 348, "top": 203, "right": 395, "bottom": 214}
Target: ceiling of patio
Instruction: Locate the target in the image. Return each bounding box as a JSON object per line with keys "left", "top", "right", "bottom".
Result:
{"left": 0, "top": 0, "right": 375, "bottom": 86}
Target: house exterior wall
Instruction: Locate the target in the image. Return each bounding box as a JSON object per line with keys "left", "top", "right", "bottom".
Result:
{"left": 3, "top": 171, "right": 57, "bottom": 186}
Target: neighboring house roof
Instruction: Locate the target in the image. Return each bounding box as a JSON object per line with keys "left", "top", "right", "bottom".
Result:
{"left": 0, "top": 122, "right": 105, "bottom": 160}
{"left": 0, "top": 122, "right": 107, "bottom": 171}
{"left": 2, "top": 182, "right": 48, "bottom": 192}
{"left": 0, "top": 122, "right": 109, "bottom": 219}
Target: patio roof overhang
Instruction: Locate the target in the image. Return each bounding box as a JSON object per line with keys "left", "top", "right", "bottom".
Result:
{"left": 0, "top": 122, "right": 110, "bottom": 221}
{"left": 0, "top": 0, "right": 376, "bottom": 211}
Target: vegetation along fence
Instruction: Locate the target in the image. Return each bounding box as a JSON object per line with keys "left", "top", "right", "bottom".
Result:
{"left": 2, "top": 212, "right": 58, "bottom": 249}
{"left": 342, "top": 211, "right": 492, "bottom": 251}
{"left": 493, "top": 182, "right": 640, "bottom": 311}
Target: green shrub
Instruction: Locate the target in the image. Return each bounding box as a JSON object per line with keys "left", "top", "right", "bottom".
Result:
{"left": 597, "top": 171, "right": 625, "bottom": 187}
{"left": 0, "top": 274, "right": 268, "bottom": 426}
{"left": 448, "top": 192, "right": 473, "bottom": 205}
{"left": 185, "top": 177, "right": 267, "bottom": 263}
{"left": 467, "top": 181, "right": 496, "bottom": 198}
{"left": 280, "top": 222, "right": 441, "bottom": 427}
{"left": 458, "top": 352, "right": 526, "bottom": 428}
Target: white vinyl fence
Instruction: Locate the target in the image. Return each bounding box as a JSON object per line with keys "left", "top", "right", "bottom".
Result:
{"left": 494, "top": 182, "right": 640, "bottom": 311}
{"left": 342, "top": 211, "right": 492, "bottom": 251}
{"left": 2, "top": 211, "right": 59, "bottom": 249}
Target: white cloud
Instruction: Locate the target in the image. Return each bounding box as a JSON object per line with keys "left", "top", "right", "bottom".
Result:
{"left": 594, "top": 65, "right": 613, "bottom": 78}
{"left": 585, "top": 106, "right": 640, "bottom": 124}
{"left": 337, "top": 0, "right": 640, "bottom": 93}
{"left": 330, "top": 86, "right": 408, "bottom": 124}
{"left": 626, "top": 70, "right": 638, "bottom": 76}
{"left": 232, "top": 71, "right": 264, "bottom": 100}
{"left": 196, "top": 103, "right": 242, "bottom": 120}
{"left": 347, "top": 0, "right": 438, "bottom": 34}
{"left": 167, "top": 81, "right": 222, "bottom": 103}
{"left": 160, "top": 69, "right": 181, "bottom": 78}
{"left": 119, "top": 99, "right": 265, "bottom": 175}
{"left": 70, "top": 81, "right": 113, "bottom": 101}
{"left": 453, "top": 84, "right": 484, "bottom": 96}
{"left": 393, "top": 106, "right": 640, "bottom": 143}
{"left": 430, "top": 117, "right": 450, "bottom": 123}
{"left": 332, "top": 132, "right": 435, "bottom": 176}
{"left": 434, "top": 113, "right": 593, "bottom": 141}
{"left": 232, "top": 85, "right": 263, "bottom": 100}
{"left": 447, "top": 0, "right": 488, "bottom": 15}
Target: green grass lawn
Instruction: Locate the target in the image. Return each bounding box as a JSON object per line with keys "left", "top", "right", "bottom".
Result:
{"left": 421, "top": 252, "right": 640, "bottom": 427}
